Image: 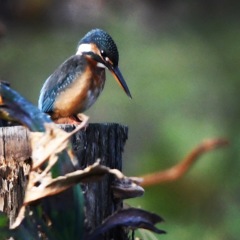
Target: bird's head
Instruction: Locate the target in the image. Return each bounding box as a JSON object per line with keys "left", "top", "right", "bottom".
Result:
{"left": 76, "top": 29, "right": 132, "bottom": 98}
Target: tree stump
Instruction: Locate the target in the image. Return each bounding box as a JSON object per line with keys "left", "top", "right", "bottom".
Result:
{"left": 0, "top": 123, "right": 129, "bottom": 239}
{"left": 0, "top": 126, "right": 31, "bottom": 226}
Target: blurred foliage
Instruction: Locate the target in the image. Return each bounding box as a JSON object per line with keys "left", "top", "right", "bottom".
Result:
{"left": 0, "top": 1, "right": 240, "bottom": 239}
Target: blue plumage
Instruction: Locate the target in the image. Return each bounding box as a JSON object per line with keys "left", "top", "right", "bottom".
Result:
{"left": 38, "top": 29, "right": 131, "bottom": 122}
{"left": 38, "top": 55, "right": 87, "bottom": 113}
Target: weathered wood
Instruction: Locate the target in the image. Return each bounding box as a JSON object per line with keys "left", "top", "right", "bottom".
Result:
{"left": 0, "top": 123, "right": 128, "bottom": 239}
{"left": 65, "top": 124, "right": 129, "bottom": 239}
{"left": 0, "top": 126, "right": 31, "bottom": 226}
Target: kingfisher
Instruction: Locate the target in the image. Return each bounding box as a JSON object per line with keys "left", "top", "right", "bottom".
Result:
{"left": 38, "top": 28, "right": 132, "bottom": 123}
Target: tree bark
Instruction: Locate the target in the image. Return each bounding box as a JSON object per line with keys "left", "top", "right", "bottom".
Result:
{"left": 0, "top": 126, "right": 31, "bottom": 226}
{"left": 0, "top": 123, "right": 129, "bottom": 239}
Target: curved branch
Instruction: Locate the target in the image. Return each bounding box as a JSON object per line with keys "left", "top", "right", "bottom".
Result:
{"left": 140, "top": 138, "right": 229, "bottom": 187}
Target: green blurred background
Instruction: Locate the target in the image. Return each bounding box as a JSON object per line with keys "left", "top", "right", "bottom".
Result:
{"left": 0, "top": 1, "right": 240, "bottom": 239}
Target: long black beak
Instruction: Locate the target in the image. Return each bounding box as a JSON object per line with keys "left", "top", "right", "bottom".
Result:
{"left": 110, "top": 66, "right": 132, "bottom": 98}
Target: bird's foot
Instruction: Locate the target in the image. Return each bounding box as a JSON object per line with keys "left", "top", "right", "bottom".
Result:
{"left": 76, "top": 113, "right": 88, "bottom": 122}
{"left": 54, "top": 114, "right": 89, "bottom": 129}
{"left": 76, "top": 113, "right": 89, "bottom": 130}
{"left": 54, "top": 117, "right": 80, "bottom": 124}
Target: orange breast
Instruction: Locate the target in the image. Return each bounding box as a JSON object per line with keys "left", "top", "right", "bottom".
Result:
{"left": 52, "top": 59, "right": 105, "bottom": 119}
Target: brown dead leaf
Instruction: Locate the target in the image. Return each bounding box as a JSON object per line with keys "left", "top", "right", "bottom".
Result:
{"left": 24, "top": 160, "right": 137, "bottom": 204}
{"left": 30, "top": 121, "right": 88, "bottom": 170}
{"left": 10, "top": 206, "right": 26, "bottom": 229}
{"left": 112, "top": 178, "right": 144, "bottom": 199}
{"left": 30, "top": 123, "right": 71, "bottom": 169}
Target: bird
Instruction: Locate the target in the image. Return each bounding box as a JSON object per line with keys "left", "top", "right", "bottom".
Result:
{"left": 38, "top": 28, "right": 132, "bottom": 124}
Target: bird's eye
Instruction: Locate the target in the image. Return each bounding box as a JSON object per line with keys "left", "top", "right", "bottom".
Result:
{"left": 100, "top": 49, "right": 110, "bottom": 64}
{"left": 100, "top": 50, "right": 112, "bottom": 64}
{"left": 100, "top": 50, "right": 107, "bottom": 58}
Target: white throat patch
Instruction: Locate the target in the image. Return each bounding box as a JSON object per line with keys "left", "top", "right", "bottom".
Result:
{"left": 97, "top": 62, "right": 107, "bottom": 69}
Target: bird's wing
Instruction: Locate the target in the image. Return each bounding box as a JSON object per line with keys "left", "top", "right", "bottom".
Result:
{"left": 38, "top": 55, "right": 86, "bottom": 113}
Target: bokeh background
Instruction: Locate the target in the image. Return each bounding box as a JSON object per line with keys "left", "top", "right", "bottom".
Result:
{"left": 0, "top": 1, "right": 240, "bottom": 239}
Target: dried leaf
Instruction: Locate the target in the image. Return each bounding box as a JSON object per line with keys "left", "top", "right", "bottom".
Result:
{"left": 10, "top": 206, "right": 26, "bottom": 229}
{"left": 24, "top": 160, "right": 137, "bottom": 204}
{"left": 30, "top": 122, "right": 87, "bottom": 170}
{"left": 86, "top": 207, "right": 166, "bottom": 240}
{"left": 112, "top": 178, "right": 144, "bottom": 199}
{"left": 30, "top": 123, "right": 70, "bottom": 169}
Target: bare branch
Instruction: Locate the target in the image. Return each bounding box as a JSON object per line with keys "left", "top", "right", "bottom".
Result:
{"left": 140, "top": 138, "right": 229, "bottom": 187}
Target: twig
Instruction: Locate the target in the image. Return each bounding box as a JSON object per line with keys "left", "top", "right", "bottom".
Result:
{"left": 140, "top": 138, "right": 229, "bottom": 187}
